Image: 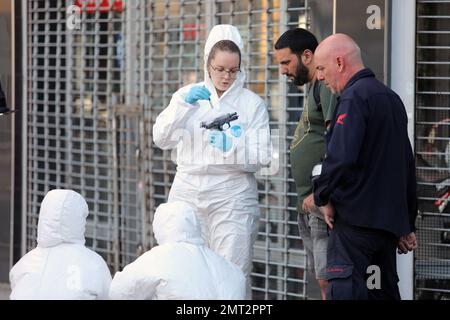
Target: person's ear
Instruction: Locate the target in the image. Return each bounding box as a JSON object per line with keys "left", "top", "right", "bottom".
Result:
{"left": 336, "top": 56, "right": 345, "bottom": 72}
{"left": 302, "top": 50, "right": 313, "bottom": 65}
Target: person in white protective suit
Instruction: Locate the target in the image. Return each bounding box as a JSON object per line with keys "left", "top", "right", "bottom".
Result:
{"left": 9, "top": 189, "right": 112, "bottom": 300}
{"left": 153, "top": 24, "right": 272, "bottom": 297}
{"left": 108, "top": 201, "right": 246, "bottom": 300}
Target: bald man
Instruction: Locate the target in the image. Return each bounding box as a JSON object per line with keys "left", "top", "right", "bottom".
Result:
{"left": 312, "top": 34, "right": 418, "bottom": 300}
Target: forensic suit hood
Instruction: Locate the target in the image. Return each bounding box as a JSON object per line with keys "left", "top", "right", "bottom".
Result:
{"left": 203, "top": 24, "right": 246, "bottom": 106}
{"left": 153, "top": 201, "right": 204, "bottom": 246}
{"left": 109, "top": 201, "right": 246, "bottom": 300}
{"left": 37, "top": 189, "right": 88, "bottom": 247}
{"left": 9, "top": 189, "right": 112, "bottom": 300}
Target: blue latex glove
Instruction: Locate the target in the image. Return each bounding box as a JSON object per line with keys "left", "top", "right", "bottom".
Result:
{"left": 184, "top": 86, "right": 211, "bottom": 105}
{"left": 209, "top": 131, "right": 233, "bottom": 152}
{"left": 230, "top": 125, "right": 242, "bottom": 138}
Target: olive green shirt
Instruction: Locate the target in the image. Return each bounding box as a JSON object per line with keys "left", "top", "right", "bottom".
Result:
{"left": 290, "top": 81, "right": 337, "bottom": 214}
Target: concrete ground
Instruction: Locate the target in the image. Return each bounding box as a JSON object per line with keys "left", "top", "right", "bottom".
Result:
{"left": 0, "top": 283, "right": 10, "bottom": 300}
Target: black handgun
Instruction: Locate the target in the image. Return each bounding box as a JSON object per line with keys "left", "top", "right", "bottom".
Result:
{"left": 200, "top": 112, "right": 239, "bottom": 131}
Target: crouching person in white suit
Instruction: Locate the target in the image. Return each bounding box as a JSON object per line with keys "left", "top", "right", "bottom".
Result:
{"left": 9, "top": 189, "right": 112, "bottom": 299}
{"left": 109, "top": 201, "right": 246, "bottom": 300}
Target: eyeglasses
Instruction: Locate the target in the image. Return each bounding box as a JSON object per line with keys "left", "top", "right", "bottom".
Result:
{"left": 210, "top": 64, "right": 240, "bottom": 79}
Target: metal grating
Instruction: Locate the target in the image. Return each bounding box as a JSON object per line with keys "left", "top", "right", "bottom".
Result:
{"left": 24, "top": 0, "right": 311, "bottom": 299}
{"left": 415, "top": 0, "right": 450, "bottom": 300}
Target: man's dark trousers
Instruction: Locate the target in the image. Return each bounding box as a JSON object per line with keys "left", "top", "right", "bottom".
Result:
{"left": 325, "top": 219, "right": 401, "bottom": 300}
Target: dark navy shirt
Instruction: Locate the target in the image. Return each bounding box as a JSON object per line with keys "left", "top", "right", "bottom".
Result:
{"left": 313, "top": 68, "right": 417, "bottom": 237}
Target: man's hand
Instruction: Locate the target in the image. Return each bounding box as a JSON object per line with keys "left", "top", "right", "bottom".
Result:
{"left": 320, "top": 202, "right": 335, "bottom": 229}
{"left": 397, "top": 232, "right": 417, "bottom": 254}
{"left": 302, "top": 193, "right": 315, "bottom": 214}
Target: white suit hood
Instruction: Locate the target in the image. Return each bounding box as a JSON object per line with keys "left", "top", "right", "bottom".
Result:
{"left": 37, "top": 189, "right": 88, "bottom": 247}
{"left": 153, "top": 201, "right": 204, "bottom": 246}
{"left": 203, "top": 24, "right": 245, "bottom": 106}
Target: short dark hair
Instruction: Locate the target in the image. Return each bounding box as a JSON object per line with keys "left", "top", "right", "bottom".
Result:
{"left": 274, "top": 28, "right": 318, "bottom": 54}
{"left": 207, "top": 40, "right": 241, "bottom": 68}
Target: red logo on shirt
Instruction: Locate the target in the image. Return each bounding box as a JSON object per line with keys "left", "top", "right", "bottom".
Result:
{"left": 337, "top": 113, "right": 347, "bottom": 125}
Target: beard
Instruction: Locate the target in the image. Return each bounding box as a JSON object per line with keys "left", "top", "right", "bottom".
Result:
{"left": 293, "top": 62, "right": 310, "bottom": 86}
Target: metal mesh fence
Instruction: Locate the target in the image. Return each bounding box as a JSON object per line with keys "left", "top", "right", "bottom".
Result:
{"left": 415, "top": 0, "right": 450, "bottom": 300}
{"left": 24, "top": 0, "right": 311, "bottom": 299}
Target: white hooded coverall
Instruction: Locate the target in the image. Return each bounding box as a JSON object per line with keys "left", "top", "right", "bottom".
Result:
{"left": 108, "top": 201, "right": 246, "bottom": 300}
{"left": 152, "top": 25, "right": 272, "bottom": 290}
{"left": 9, "top": 189, "right": 112, "bottom": 300}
